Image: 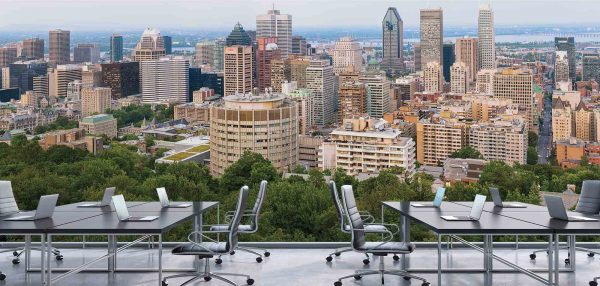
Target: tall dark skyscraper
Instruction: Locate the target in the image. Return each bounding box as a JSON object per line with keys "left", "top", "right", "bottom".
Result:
{"left": 163, "top": 36, "right": 172, "bottom": 54}
{"left": 226, "top": 23, "right": 252, "bottom": 46}
{"left": 101, "top": 62, "right": 140, "bottom": 99}
{"left": 381, "top": 7, "right": 404, "bottom": 76}
{"left": 22, "top": 38, "right": 44, "bottom": 60}
{"left": 110, "top": 34, "right": 123, "bottom": 62}
{"left": 442, "top": 42, "right": 455, "bottom": 82}
{"left": 49, "top": 29, "right": 70, "bottom": 65}
{"left": 555, "top": 37, "right": 576, "bottom": 81}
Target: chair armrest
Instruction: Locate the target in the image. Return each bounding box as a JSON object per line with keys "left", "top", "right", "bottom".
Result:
{"left": 367, "top": 223, "right": 400, "bottom": 236}
{"left": 224, "top": 213, "right": 256, "bottom": 223}
{"left": 186, "top": 231, "right": 218, "bottom": 255}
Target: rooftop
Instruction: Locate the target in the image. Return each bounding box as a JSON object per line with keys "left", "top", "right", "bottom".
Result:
{"left": 80, "top": 114, "right": 115, "bottom": 124}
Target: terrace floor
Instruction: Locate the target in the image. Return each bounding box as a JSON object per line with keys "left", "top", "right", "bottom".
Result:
{"left": 0, "top": 244, "right": 598, "bottom": 286}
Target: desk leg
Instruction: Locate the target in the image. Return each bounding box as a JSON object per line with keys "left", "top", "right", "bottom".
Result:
{"left": 484, "top": 235, "right": 493, "bottom": 285}
{"left": 193, "top": 213, "right": 203, "bottom": 272}
{"left": 568, "top": 235, "right": 576, "bottom": 271}
{"left": 108, "top": 235, "right": 116, "bottom": 272}
{"left": 401, "top": 215, "right": 410, "bottom": 270}
{"left": 25, "top": 235, "right": 31, "bottom": 272}
{"left": 47, "top": 235, "right": 52, "bottom": 286}
{"left": 158, "top": 234, "right": 163, "bottom": 286}
{"left": 554, "top": 234, "right": 559, "bottom": 286}
{"left": 40, "top": 235, "right": 45, "bottom": 285}
{"left": 548, "top": 235, "right": 554, "bottom": 286}
{"left": 437, "top": 234, "right": 442, "bottom": 285}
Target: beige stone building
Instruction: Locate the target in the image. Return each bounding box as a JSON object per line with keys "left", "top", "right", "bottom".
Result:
{"left": 423, "top": 61, "right": 443, "bottom": 93}
{"left": 49, "top": 65, "right": 82, "bottom": 98}
{"left": 132, "top": 28, "right": 166, "bottom": 62}
{"left": 450, "top": 62, "right": 468, "bottom": 93}
{"left": 209, "top": 92, "right": 298, "bottom": 176}
{"left": 416, "top": 117, "right": 469, "bottom": 166}
{"left": 332, "top": 37, "right": 363, "bottom": 74}
{"left": 174, "top": 103, "right": 210, "bottom": 124}
{"left": 224, "top": 45, "right": 253, "bottom": 96}
{"left": 288, "top": 89, "right": 314, "bottom": 135}
{"left": 270, "top": 59, "right": 291, "bottom": 92}
{"left": 573, "top": 102, "right": 594, "bottom": 142}
{"left": 469, "top": 117, "right": 528, "bottom": 165}
{"left": 552, "top": 99, "right": 573, "bottom": 143}
{"left": 476, "top": 69, "right": 495, "bottom": 94}
{"left": 79, "top": 114, "right": 118, "bottom": 138}
{"left": 493, "top": 68, "right": 534, "bottom": 123}
{"left": 455, "top": 37, "right": 479, "bottom": 83}
{"left": 81, "top": 87, "right": 111, "bottom": 117}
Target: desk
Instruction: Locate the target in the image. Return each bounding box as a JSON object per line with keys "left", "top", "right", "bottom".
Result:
{"left": 383, "top": 201, "right": 557, "bottom": 286}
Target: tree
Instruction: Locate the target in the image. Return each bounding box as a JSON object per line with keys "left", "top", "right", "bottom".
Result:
{"left": 527, "top": 147, "right": 538, "bottom": 165}
{"left": 47, "top": 145, "right": 88, "bottom": 164}
{"left": 121, "top": 134, "right": 139, "bottom": 141}
{"left": 449, "top": 146, "right": 483, "bottom": 159}
{"left": 11, "top": 134, "right": 28, "bottom": 148}
{"left": 219, "top": 152, "right": 278, "bottom": 193}
{"left": 528, "top": 131, "right": 539, "bottom": 147}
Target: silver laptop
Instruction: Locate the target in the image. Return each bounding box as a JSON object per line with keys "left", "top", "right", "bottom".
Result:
{"left": 78, "top": 187, "right": 115, "bottom": 207}
{"left": 112, "top": 195, "right": 158, "bottom": 222}
{"left": 157, "top": 187, "right": 192, "bottom": 208}
{"left": 490, "top": 188, "right": 526, "bottom": 208}
{"left": 411, "top": 187, "right": 446, "bottom": 208}
{"left": 4, "top": 194, "right": 59, "bottom": 221}
{"left": 545, "top": 195, "right": 598, "bottom": 222}
{"left": 441, "top": 195, "right": 487, "bottom": 221}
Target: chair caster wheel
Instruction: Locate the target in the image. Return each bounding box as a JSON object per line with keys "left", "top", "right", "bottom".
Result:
{"left": 161, "top": 281, "right": 168, "bottom": 286}
{"left": 362, "top": 259, "right": 370, "bottom": 265}
{"left": 256, "top": 257, "right": 263, "bottom": 263}
{"left": 326, "top": 256, "right": 333, "bottom": 262}
{"left": 529, "top": 254, "right": 536, "bottom": 260}
{"left": 422, "top": 282, "right": 431, "bottom": 286}
{"left": 403, "top": 276, "right": 411, "bottom": 280}
{"left": 354, "top": 275, "right": 362, "bottom": 280}
{"left": 12, "top": 259, "right": 20, "bottom": 265}
{"left": 0, "top": 273, "right": 5, "bottom": 281}
{"left": 12, "top": 251, "right": 18, "bottom": 256}
{"left": 215, "top": 258, "right": 223, "bottom": 264}
{"left": 590, "top": 281, "right": 598, "bottom": 286}
{"left": 564, "top": 258, "right": 570, "bottom": 265}
{"left": 247, "top": 278, "right": 254, "bottom": 285}
{"left": 56, "top": 255, "right": 63, "bottom": 261}
{"left": 334, "top": 282, "right": 342, "bottom": 286}
{"left": 393, "top": 255, "right": 400, "bottom": 261}
{"left": 230, "top": 251, "right": 236, "bottom": 255}
{"left": 264, "top": 251, "right": 270, "bottom": 257}
{"left": 204, "top": 276, "right": 212, "bottom": 281}
{"left": 589, "top": 253, "right": 595, "bottom": 257}
{"left": 334, "top": 252, "right": 341, "bottom": 257}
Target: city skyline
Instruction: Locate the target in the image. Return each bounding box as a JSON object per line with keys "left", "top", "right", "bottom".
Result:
{"left": 2, "top": 0, "right": 600, "bottom": 31}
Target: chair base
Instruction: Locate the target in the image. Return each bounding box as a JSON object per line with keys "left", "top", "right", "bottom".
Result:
{"left": 163, "top": 257, "right": 254, "bottom": 286}
{"left": 334, "top": 255, "right": 429, "bottom": 286}
{"left": 4, "top": 247, "right": 62, "bottom": 264}
{"left": 326, "top": 247, "right": 373, "bottom": 264}
{"left": 218, "top": 246, "right": 270, "bottom": 264}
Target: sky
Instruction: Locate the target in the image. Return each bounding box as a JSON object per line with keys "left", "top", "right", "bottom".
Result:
{"left": 0, "top": 0, "right": 599, "bottom": 31}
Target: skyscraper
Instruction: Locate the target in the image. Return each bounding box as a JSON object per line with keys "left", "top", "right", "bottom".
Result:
{"left": 420, "top": 8, "right": 443, "bottom": 67}
{"left": 48, "top": 64, "right": 82, "bottom": 97}
{"left": 223, "top": 45, "right": 253, "bottom": 96}
{"left": 493, "top": 68, "right": 534, "bottom": 123}
{"left": 455, "top": 37, "right": 479, "bottom": 83}
{"left": 450, "top": 62, "right": 468, "bottom": 93}
{"left": 555, "top": 51, "right": 570, "bottom": 84}
{"left": 22, "top": 38, "right": 44, "bottom": 60}
{"left": 359, "top": 72, "right": 391, "bottom": 118}
{"left": 256, "top": 8, "right": 292, "bottom": 59}
{"left": 291, "top": 36, "right": 307, "bottom": 56}
{"left": 332, "top": 37, "right": 363, "bottom": 74}
{"left": 0, "top": 48, "right": 17, "bottom": 68}
{"left": 306, "top": 60, "right": 334, "bottom": 127}
{"left": 478, "top": 4, "right": 496, "bottom": 70}
{"left": 73, "top": 44, "right": 100, "bottom": 64}
{"left": 163, "top": 36, "right": 172, "bottom": 55}
{"left": 133, "top": 28, "right": 166, "bottom": 62}
{"left": 226, "top": 23, "right": 252, "bottom": 46}
{"left": 256, "top": 37, "right": 280, "bottom": 92}
{"left": 213, "top": 39, "right": 226, "bottom": 72}
{"left": 110, "top": 34, "right": 123, "bottom": 62}
{"left": 555, "top": 37, "right": 576, "bottom": 81}
{"left": 442, "top": 42, "right": 455, "bottom": 81}
{"left": 423, "top": 61, "right": 443, "bottom": 93}
{"left": 194, "top": 42, "right": 214, "bottom": 69}
{"left": 49, "top": 29, "right": 70, "bottom": 65}
{"left": 101, "top": 62, "right": 140, "bottom": 99}
{"left": 81, "top": 87, "right": 112, "bottom": 117}
{"left": 270, "top": 59, "right": 290, "bottom": 92}
{"left": 381, "top": 7, "right": 404, "bottom": 76}
{"left": 583, "top": 54, "right": 600, "bottom": 83}
{"left": 140, "top": 56, "right": 189, "bottom": 103}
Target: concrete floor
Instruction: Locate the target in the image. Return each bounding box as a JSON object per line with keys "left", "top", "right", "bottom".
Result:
{"left": 0, "top": 245, "right": 598, "bottom": 286}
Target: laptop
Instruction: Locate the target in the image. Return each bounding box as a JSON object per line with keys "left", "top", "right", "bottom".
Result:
{"left": 545, "top": 195, "right": 598, "bottom": 222}
{"left": 112, "top": 195, "right": 158, "bottom": 222}
{"left": 4, "top": 194, "right": 59, "bottom": 221}
{"left": 489, "top": 188, "right": 526, "bottom": 208}
{"left": 411, "top": 187, "right": 445, "bottom": 208}
{"left": 156, "top": 187, "right": 192, "bottom": 208}
{"left": 441, "top": 194, "right": 487, "bottom": 221}
{"left": 78, "top": 187, "right": 115, "bottom": 207}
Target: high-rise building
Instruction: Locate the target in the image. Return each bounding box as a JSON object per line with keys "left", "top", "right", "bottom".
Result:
{"left": 493, "top": 68, "right": 534, "bottom": 123}
{"left": 394, "top": 75, "right": 418, "bottom": 103}
{"left": 555, "top": 37, "right": 576, "bottom": 81}
{"left": 66, "top": 80, "right": 86, "bottom": 102}
{"left": 256, "top": 37, "right": 280, "bottom": 92}
{"left": 338, "top": 72, "right": 366, "bottom": 122}
{"left": 555, "top": 51, "right": 570, "bottom": 84}
{"left": 476, "top": 69, "right": 495, "bottom": 94}
{"left": 469, "top": 117, "right": 527, "bottom": 165}
{"left": 48, "top": 64, "right": 82, "bottom": 98}
{"left": 110, "top": 34, "right": 123, "bottom": 62}
{"left": 423, "top": 61, "right": 443, "bottom": 93}
{"left": 442, "top": 42, "right": 455, "bottom": 81}
{"left": 33, "top": 75, "right": 49, "bottom": 98}
{"left": 73, "top": 44, "right": 100, "bottom": 64}
{"left": 209, "top": 92, "right": 298, "bottom": 176}
{"left": 270, "top": 59, "right": 291, "bottom": 92}
{"left": 583, "top": 54, "right": 600, "bottom": 83}
{"left": 478, "top": 4, "right": 496, "bottom": 70}
{"left": 455, "top": 37, "right": 479, "bottom": 83}
{"left": 290, "top": 58, "right": 310, "bottom": 88}
{"left": 289, "top": 88, "right": 314, "bottom": 135}
{"left": 49, "top": 29, "right": 70, "bottom": 65}
{"left": 132, "top": 28, "right": 166, "bottom": 62}
{"left": 332, "top": 37, "right": 363, "bottom": 74}
{"left": 22, "top": 38, "right": 44, "bottom": 60}
{"left": 413, "top": 43, "right": 422, "bottom": 71}
{"left": 450, "top": 62, "right": 468, "bottom": 93}
{"left": 101, "top": 62, "right": 140, "bottom": 99}
{"left": 213, "top": 39, "right": 226, "bottom": 72}
{"left": 574, "top": 101, "right": 593, "bottom": 142}
{"left": 291, "top": 36, "right": 307, "bottom": 56}
{"left": 226, "top": 23, "right": 252, "bottom": 46}
{"left": 4, "top": 60, "right": 47, "bottom": 93}
{"left": 223, "top": 45, "right": 253, "bottom": 96}
{"left": 81, "top": 87, "right": 112, "bottom": 117}
{"left": 82, "top": 66, "right": 103, "bottom": 87}
{"left": 194, "top": 42, "right": 215, "bottom": 69}
{"left": 0, "top": 47, "right": 17, "bottom": 67}
{"left": 256, "top": 8, "right": 292, "bottom": 59}
{"left": 306, "top": 60, "right": 334, "bottom": 127}
{"left": 140, "top": 56, "right": 189, "bottom": 103}
{"left": 79, "top": 114, "right": 118, "bottom": 138}
{"left": 163, "top": 36, "right": 172, "bottom": 55}
{"left": 552, "top": 99, "right": 572, "bottom": 143}
{"left": 417, "top": 118, "right": 468, "bottom": 166}
{"left": 360, "top": 72, "right": 391, "bottom": 118}
{"left": 420, "top": 8, "right": 443, "bottom": 67}
{"left": 381, "top": 7, "right": 404, "bottom": 76}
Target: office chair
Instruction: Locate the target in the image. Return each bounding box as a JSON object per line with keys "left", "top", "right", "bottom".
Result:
{"left": 162, "top": 186, "right": 254, "bottom": 286}
{"left": 210, "top": 180, "right": 269, "bottom": 264}
{"left": 334, "top": 185, "right": 430, "bottom": 286}
{"left": 530, "top": 180, "right": 600, "bottom": 264}
{"left": 326, "top": 181, "right": 399, "bottom": 265}
{"left": 0, "top": 181, "right": 63, "bottom": 264}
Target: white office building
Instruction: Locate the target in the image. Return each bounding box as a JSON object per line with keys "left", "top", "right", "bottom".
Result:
{"left": 256, "top": 9, "right": 292, "bottom": 59}
{"left": 141, "top": 56, "right": 189, "bottom": 104}
{"left": 478, "top": 4, "right": 496, "bottom": 69}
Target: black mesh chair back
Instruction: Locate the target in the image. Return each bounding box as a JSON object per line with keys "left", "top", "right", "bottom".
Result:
{"left": 575, "top": 180, "right": 600, "bottom": 214}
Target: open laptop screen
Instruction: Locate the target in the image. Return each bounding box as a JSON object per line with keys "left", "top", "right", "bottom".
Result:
{"left": 433, "top": 187, "right": 446, "bottom": 207}
{"left": 112, "top": 195, "right": 130, "bottom": 220}
{"left": 470, "top": 195, "right": 487, "bottom": 220}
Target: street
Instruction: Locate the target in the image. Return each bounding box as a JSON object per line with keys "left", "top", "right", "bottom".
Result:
{"left": 537, "top": 89, "right": 553, "bottom": 164}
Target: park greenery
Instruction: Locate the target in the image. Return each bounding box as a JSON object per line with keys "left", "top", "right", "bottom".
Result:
{"left": 1, "top": 135, "right": 600, "bottom": 243}
{"left": 34, "top": 116, "right": 79, "bottom": 135}
{"left": 107, "top": 104, "right": 174, "bottom": 128}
